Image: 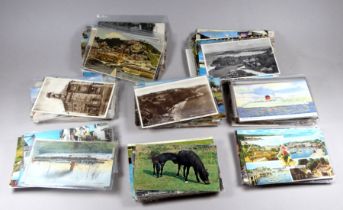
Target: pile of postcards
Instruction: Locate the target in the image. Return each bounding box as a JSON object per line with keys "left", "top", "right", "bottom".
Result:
{"left": 185, "top": 29, "right": 278, "bottom": 125}
{"left": 81, "top": 15, "right": 167, "bottom": 82}
{"left": 185, "top": 29, "right": 334, "bottom": 186}
{"left": 128, "top": 137, "right": 222, "bottom": 202}
{"left": 235, "top": 128, "right": 334, "bottom": 186}
{"left": 134, "top": 76, "right": 223, "bottom": 128}
{"left": 222, "top": 76, "right": 318, "bottom": 126}
{"left": 30, "top": 76, "right": 118, "bottom": 123}
{"left": 9, "top": 124, "right": 119, "bottom": 190}
{"left": 186, "top": 29, "right": 276, "bottom": 78}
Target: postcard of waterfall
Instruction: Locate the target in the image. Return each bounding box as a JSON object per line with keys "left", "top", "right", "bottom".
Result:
{"left": 9, "top": 124, "right": 117, "bottom": 188}
{"left": 31, "top": 77, "right": 115, "bottom": 118}
{"left": 231, "top": 77, "right": 318, "bottom": 122}
{"left": 134, "top": 76, "right": 219, "bottom": 128}
{"left": 17, "top": 140, "right": 116, "bottom": 189}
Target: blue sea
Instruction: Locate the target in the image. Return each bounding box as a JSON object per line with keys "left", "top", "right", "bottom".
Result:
{"left": 237, "top": 102, "right": 317, "bottom": 119}
{"left": 218, "top": 104, "right": 225, "bottom": 114}
{"left": 257, "top": 171, "right": 293, "bottom": 185}
{"left": 290, "top": 148, "right": 313, "bottom": 159}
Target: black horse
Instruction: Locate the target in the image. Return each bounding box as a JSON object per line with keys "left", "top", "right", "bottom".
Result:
{"left": 177, "top": 150, "right": 210, "bottom": 184}
{"left": 151, "top": 152, "right": 178, "bottom": 178}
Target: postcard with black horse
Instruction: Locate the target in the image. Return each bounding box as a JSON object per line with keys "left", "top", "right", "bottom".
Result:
{"left": 128, "top": 137, "right": 221, "bottom": 201}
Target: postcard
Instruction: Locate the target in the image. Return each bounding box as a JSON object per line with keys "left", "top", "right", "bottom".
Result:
{"left": 128, "top": 137, "right": 221, "bottom": 201}
{"left": 10, "top": 124, "right": 117, "bottom": 188}
{"left": 134, "top": 76, "right": 219, "bottom": 128}
{"left": 201, "top": 38, "right": 279, "bottom": 78}
{"left": 230, "top": 77, "right": 318, "bottom": 122}
{"left": 195, "top": 29, "right": 274, "bottom": 43}
{"left": 97, "top": 21, "right": 166, "bottom": 37}
{"left": 83, "top": 26, "right": 163, "bottom": 81}
{"left": 18, "top": 140, "right": 115, "bottom": 189}
{"left": 31, "top": 77, "right": 115, "bottom": 119}
{"left": 236, "top": 128, "right": 334, "bottom": 186}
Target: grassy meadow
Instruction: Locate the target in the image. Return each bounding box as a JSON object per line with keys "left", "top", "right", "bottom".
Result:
{"left": 133, "top": 143, "right": 220, "bottom": 192}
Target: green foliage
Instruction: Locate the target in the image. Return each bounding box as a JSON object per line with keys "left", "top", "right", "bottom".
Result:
{"left": 134, "top": 144, "right": 220, "bottom": 192}
{"left": 13, "top": 137, "right": 24, "bottom": 172}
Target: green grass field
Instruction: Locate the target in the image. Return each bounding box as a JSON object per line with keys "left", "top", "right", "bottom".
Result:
{"left": 133, "top": 144, "right": 220, "bottom": 192}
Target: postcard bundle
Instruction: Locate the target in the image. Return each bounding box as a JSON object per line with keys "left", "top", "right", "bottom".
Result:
{"left": 235, "top": 128, "right": 334, "bottom": 186}
{"left": 186, "top": 29, "right": 276, "bottom": 78}
{"left": 128, "top": 137, "right": 222, "bottom": 201}
{"left": 10, "top": 124, "right": 119, "bottom": 190}
{"left": 81, "top": 15, "right": 167, "bottom": 82}
{"left": 222, "top": 76, "right": 318, "bottom": 126}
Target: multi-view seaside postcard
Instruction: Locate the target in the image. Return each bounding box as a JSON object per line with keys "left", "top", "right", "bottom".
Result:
{"left": 236, "top": 128, "right": 334, "bottom": 186}
{"left": 201, "top": 38, "right": 279, "bottom": 78}
{"left": 230, "top": 77, "right": 318, "bottom": 122}
{"left": 83, "top": 26, "right": 163, "bottom": 81}
{"left": 134, "top": 76, "right": 219, "bottom": 128}
{"left": 10, "top": 124, "right": 118, "bottom": 190}
{"left": 128, "top": 137, "right": 221, "bottom": 201}
{"left": 31, "top": 77, "right": 115, "bottom": 119}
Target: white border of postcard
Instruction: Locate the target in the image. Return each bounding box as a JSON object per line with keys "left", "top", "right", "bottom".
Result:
{"left": 135, "top": 76, "right": 219, "bottom": 128}
{"left": 31, "top": 77, "right": 115, "bottom": 119}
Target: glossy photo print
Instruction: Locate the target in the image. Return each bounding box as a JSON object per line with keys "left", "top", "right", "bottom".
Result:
{"left": 135, "top": 76, "right": 219, "bottom": 128}
{"left": 231, "top": 78, "right": 318, "bottom": 122}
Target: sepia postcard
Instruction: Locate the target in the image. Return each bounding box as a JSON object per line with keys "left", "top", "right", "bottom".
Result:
{"left": 83, "top": 26, "right": 163, "bottom": 81}
{"left": 230, "top": 77, "right": 318, "bottom": 122}
{"left": 134, "top": 76, "right": 219, "bottom": 128}
{"left": 31, "top": 77, "right": 115, "bottom": 118}
{"left": 201, "top": 38, "right": 279, "bottom": 78}
{"left": 236, "top": 128, "right": 334, "bottom": 186}
{"left": 18, "top": 140, "right": 115, "bottom": 189}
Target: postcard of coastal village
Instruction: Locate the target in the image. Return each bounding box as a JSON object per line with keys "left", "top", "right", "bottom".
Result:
{"left": 201, "top": 38, "right": 279, "bottom": 78}
{"left": 236, "top": 128, "right": 334, "bottom": 186}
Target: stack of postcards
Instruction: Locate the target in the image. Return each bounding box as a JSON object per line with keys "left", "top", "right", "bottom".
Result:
{"left": 81, "top": 15, "right": 167, "bottom": 82}
{"left": 30, "top": 76, "right": 118, "bottom": 123}
{"left": 185, "top": 29, "right": 279, "bottom": 125}
{"left": 222, "top": 76, "right": 318, "bottom": 126}
{"left": 9, "top": 124, "right": 119, "bottom": 190}
{"left": 235, "top": 128, "right": 334, "bottom": 186}
{"left": 134, "top": 76, "right": 223, "bottom": 128}
{"left": 186, "top": 29, "right": 276, "bottom": 78}
{"left": 128, "top": 137, "right": 222, "bottom": 202}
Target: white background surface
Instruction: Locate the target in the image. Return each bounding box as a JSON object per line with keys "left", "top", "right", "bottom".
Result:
{"left": 0, "top": 0, "right": 342, "bottom": 209}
